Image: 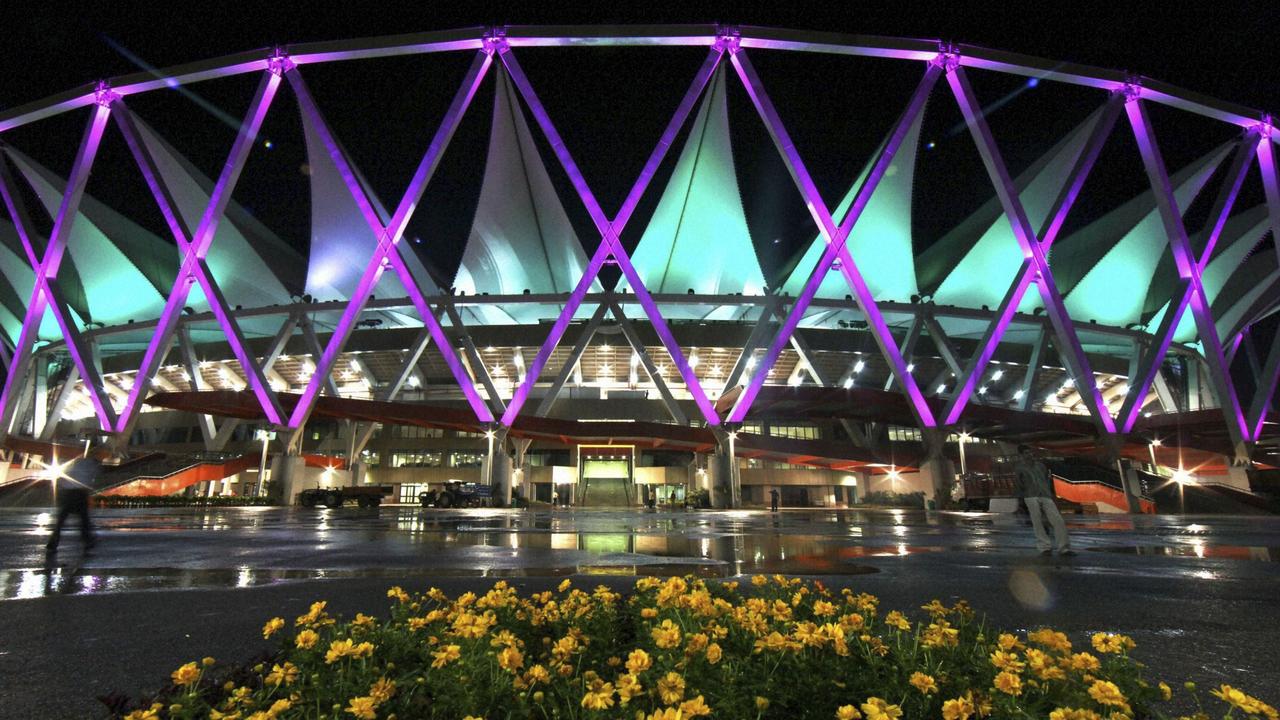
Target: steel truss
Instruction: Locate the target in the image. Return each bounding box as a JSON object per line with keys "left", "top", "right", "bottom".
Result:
{"left": 1, "top": 26, "right": 1278, "bottom": 449}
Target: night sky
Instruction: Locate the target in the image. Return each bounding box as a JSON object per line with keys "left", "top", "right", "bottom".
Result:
{"left": 3, "top": 1, "right": 1278, "bottom": 290}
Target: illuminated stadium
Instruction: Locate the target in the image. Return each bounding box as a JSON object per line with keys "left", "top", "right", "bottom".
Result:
{"left": 1, "top": 25, "right": 1278, "bottom": 510}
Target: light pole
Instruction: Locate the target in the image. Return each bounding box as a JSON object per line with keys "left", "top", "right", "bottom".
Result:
{"left": 1172, "top": 467, "right": 1192, "bottom": 514}
{"left": 485, "top": 428, "right": 496, "bottom": 488}
{"left": 1148, "top": 437, "right": 1161, "bottom": 470}
{"left": 957, "top": 431, "right": 970, "bottom": 476}
{"left": 254, "top": 429, "right": 273, "bottom": 497}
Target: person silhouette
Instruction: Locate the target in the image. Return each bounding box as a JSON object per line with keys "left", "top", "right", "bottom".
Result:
{"left": 770, "top": 488, "right": 780, "bottom": 512}
{"left": 46, "top": 453, "right": 101, "bottom": 553}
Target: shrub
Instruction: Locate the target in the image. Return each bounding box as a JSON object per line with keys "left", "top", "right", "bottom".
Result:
{"left": 117, "top": 576, "right": 1274, "bottom": 719}
{"left": 861, "top": 491, "right": 926, "bottom": 508}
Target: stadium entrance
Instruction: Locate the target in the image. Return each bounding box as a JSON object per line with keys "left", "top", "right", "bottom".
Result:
{"left": 578, "top": 446, "right": 634, "bottom": 507}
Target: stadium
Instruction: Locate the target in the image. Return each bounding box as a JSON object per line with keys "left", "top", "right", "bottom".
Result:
{"left": 1, "top": 25, "right": 1278, "bottom": 512}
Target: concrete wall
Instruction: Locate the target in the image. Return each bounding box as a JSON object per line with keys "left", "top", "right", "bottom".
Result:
{"left": 634, "top": 466, "right": 689, "bottom": 485}
{"left": 366, "top": 466, "right": 481, "bottom": 486}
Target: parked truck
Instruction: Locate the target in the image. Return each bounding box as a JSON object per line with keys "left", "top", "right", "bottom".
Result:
{"left": 298, "top": 485, "right": 393, "bottom": 509}
{"left": 419, "top": 480, "right": 494, "bottom": 508}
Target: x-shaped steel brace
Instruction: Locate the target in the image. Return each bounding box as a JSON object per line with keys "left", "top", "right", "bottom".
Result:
{"left": 496, "top": 40, "right": 728, "bottom": 427}
{"left": 0, "top": 100, "right": 118, "bottom": 433}
{"left": 942, "top": 92, "right": 1125, "bottom": 428}
{"left": 726, "top": 49, "right": 941, "bottom": 427}
{"left": 942, "top": 63, "right": 1119, "bottom": 433}
{"left": 283, "top": 50, "right": 496, "bottom": 428}
{"left": 1119, "top": 125, "right": 1261, "bottom": 435}
{"left": 107, "top": 70, "right": 287, "bottom": 431}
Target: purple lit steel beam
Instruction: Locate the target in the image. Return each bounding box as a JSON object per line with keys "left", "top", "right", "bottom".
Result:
{"left": 946, "top": 64, "right": 1116, "bottom": 433}
{"left": 943, "top": 94, "right": 1124, "bottom": 425}
{"left": 1118, "top": 130, "right": 1259, "bottom": 432}
{"left": 497, "top": 43, "right": 726, "bottom": 427}
{"left": 108, "top": 73, "right": 287, "bottom": 430}
{"left": 1246, "top": 138, "right": 1280, "bottom": 437}
{"left": 726, "top": 49, "right": 939, "bottom": 427}
{"left": 0, "top": 103, "right": 118, "bottom": 433}
{"left": 283, "top": 52, "right": 495, "bottom": 427}
{"left": 1125, "top": 96, "right": 1249, "bottom": 446}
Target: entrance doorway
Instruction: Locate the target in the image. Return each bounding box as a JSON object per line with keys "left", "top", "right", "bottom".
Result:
{"left": 579, "top": 446, "right": 634, "bottom": 507}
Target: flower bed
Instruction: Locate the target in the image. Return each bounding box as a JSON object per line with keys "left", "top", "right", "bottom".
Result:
{"left": 119, "top": 576, "right": 1274, "bottom": 719}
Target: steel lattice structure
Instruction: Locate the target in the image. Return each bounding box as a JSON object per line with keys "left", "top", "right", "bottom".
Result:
{"left": 1, "top": 25, "right": 1279, "bottom": 454}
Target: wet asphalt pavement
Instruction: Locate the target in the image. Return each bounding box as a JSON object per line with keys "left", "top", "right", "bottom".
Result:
{"left": 0, "top": 506, "right": 1277, "bottom": 717}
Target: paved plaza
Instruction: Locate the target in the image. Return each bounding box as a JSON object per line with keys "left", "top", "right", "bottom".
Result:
{"left": 0, "top": 506, "right": 1278, "bottom": 717}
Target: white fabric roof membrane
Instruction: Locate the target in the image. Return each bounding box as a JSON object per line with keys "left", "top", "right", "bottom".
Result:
{"left": 298, "top": 90, "right": 442, "bottom": 316}
{"left": 620, "top": 65, "right": 765, "bottom": 321}
{"left": 453, "top": 68, "right": 600, "bottom": 325}
{"left": 1144, "top": 204, "right": 1271, "bottom": 343}
{"left": 4, "top": 147, "right": 168, "bottom": 333}
{"left": 780, "top": 98, "right": 924, "bottom": 327}
{"left": 0, "top": 222, "right": 59, "bottom": 342}
{"left": 927, "top": 106, "right": 1105, "bottom": 316}
{"left": 1054, "top": 142, "right": 1231, "bottom": 328}
{"left": 128, "top": 118, "right": 298, "bottom": 333}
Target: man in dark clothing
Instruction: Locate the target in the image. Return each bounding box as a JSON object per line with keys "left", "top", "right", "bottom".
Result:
{"left": 46, "top": 455, "right": 101, "bottom": 553}
{"left": 769, "top": 488, "right": 780, "bottom": 512}
{"left": 1013, "top": 445, "right": 1073, "bottom": 556}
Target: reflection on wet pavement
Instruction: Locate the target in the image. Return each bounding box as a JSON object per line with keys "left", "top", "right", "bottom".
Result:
{"left": 2, "top": 506, "right": 1279, "bottom": 599}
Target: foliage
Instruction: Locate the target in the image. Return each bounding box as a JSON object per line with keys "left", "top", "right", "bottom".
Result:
{"left": 94, "top": 494, "right": 274, "bottom": 508}
{"left": 861, "top": 491, "right": 927, "bottom": 508}
{"left": 118, "top": 576, "right": 1275, "bottom": 719}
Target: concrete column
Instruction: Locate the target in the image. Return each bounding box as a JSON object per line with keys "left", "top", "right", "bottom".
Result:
{"left": 270, "top": 454, "right": 307, "bottom": 505}
{"left": 1226, "top": 462, "right": 1253, "bottom": 491}
{"left": 920, "top": 428, "right": 954, "bottom": 506}
{"left": 492, "top": 446, "right": 513, "bottom": 507}
{"left": 350, "top": 460, "right": 367, "bottom": 487}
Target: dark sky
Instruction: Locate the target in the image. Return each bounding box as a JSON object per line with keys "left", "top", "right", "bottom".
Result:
{"left": 2, "top": 1, "right": 1278, "bottom": 290}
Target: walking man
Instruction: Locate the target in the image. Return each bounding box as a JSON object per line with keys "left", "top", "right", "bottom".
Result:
{"left": 769, "top": 487, "right": 780, "bottom": 512}
{"left": 46, "top": 452, "right": 102, "bottom": 553}
{"left": 1013, "top": 445, "right": 1074, "bottom": 556}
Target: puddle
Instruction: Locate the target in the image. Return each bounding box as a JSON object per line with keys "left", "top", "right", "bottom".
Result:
{"left": 1088, "top": 545, "right": 1280, "bottom": 561}
{"left": 0, "top": 561, "right": 878, "bottom": 599}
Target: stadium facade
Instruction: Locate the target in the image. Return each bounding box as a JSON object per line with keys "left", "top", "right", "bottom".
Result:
{"left": 0, "top": 26, "right": 1278, "bottom": 509}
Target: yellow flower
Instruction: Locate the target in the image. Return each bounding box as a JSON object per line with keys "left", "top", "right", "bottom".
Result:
{"left": 1028, "top": 628, "right": 1072, "bottom": 654}
{"left": 884, "top": 611, "right": 911, "bottom": 631}
{"left": 1070, "top": 652, "right": 1101, "bottom": 672}
{"left": 752, "top": 575, "right": 768, "bottom": 586}
{"left": 296, "top": 600, "right": 333, "bottom": 627}
{"left": 558, "top": 578, "right": 572, "bottom": 592}
{"left": 295, "top": 629, "right": 319, "bottom": 650}
{"left": 657, "top": 671, "right": 686, "bottom": 705}
{"left": 345, "top": 696, "right": 377, "bottom": 720}
{"left": 171, "top": 662, "right": 200, "bottom": 687}
{"left": 836, "top": 704, "right": 862, "bottom": 720}
{"left": 616, "top": 673, "right": 643, "bottom": 705}
{"left": 386, "top": 586, "right": 409, "bottom": 603}
{"left": 1048, "top": 709, "right": 1102, "bottom": 720}
{"left": 990, "top": 650, "right": 1025, "bottom": 673}
{"left": 909, "top": 671, "right": 938, "bottom": 695}
{"left": 326, "top": 638, "right": 370, "bottom": 664}
{"left": 860, "top": 697, "right": 902, "bottom": 720}
{"left": 652, "top": 619, "right": 682, "bottom": 649}
{"left": 369, "top": 677, "right": 396, "bottom": 705}
{"left": 641, "top": 607, "right": 658, "bottom": 619}
{"left": 679, "top": 695, "right": 712, "bottom": 717}
{"left": 1090, "top": 632, "right": 1135, "bottom": 654}
{"left": 262, "top": 616, "right": 285, "bottom": 639}
{"left": 265, "top": 662, "right": 298, "bottom": 687}
{"left": 124, "top": 703, "right": 164, "bottom": 720}
{"left": 997, "top": 633, "right": 1022, "bottom": 651}
{"left": 705, "top": 642, "right": 722, "bottom": 664}
{"left": 498, "top": 645, "right": 524, "bottom": 673}
{"left": 580, "top": 679, "right": 616, "bottom": 711}
{"left": 756, "top": 697, "right": 771, "bottom": 712}
{"left": 353, "top": 613, "right": 377, "bottom": 629}
{"left": 921, "top": 599, "right": 948, "bottom": 617}
{"left": 1209, "top": 684, "right": 1275, "bottom": 717}
{"left": 813, "top": 599, "right": 837, "bottom": 616}
{"left": 645, "top": 710, "right": 683, "bottom": 720}
{"left": 526, "top": 664, "right": 550, "bottom": 684}
{"left": 1087, "top": 680, "right": 1129, "bottom": 710}
{"left": 1158, "top": 682, "right": 1172, "bottom": 701}
{"left": 941, "top": 696, "right": 974, "bottom": 720}
{"left": 431, "top": 644, "right": 461, "bottom": 668}
{"left": 462, "top": 717, "right": 484, "bottom": 720}
{"left": 993, "top": 671, "right": 1022, "bottom": 696}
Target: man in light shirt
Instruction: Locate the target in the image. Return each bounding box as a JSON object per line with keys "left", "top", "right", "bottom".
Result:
{"left": 1014, "top": 445, "right": 1074, "bottom": 556}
